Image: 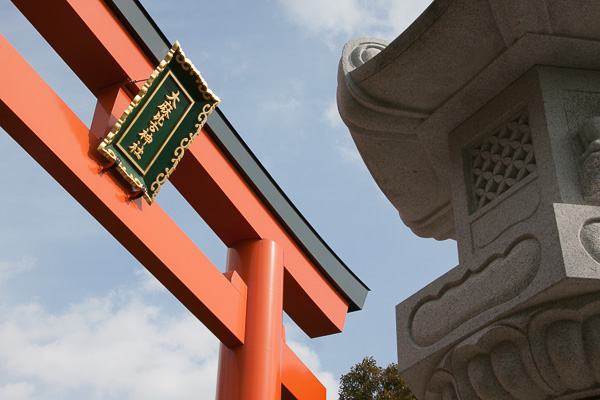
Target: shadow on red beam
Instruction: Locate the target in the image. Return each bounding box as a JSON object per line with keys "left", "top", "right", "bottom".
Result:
{"left": 11, "top": 0, "right": 154, "bottom": 96}
{"left": 0, "top": 33, "right": 246, "bottom": 347}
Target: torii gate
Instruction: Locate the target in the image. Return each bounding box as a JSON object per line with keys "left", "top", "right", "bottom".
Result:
{"left": 0, "top": 0, "right": 369, "bottom": 399}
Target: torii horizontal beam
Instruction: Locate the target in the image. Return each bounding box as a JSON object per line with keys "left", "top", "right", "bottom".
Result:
{"left": 10, "top": 0, "right": 369, "bottom": 339}
{"left": 2, "top": 1, "right": 370, "bottom": 397}
{"left": 0, "top": 33, "right": 248, "bottom": 345}
{"left": 0, "top": 32, "right": 324, "bottom": 398}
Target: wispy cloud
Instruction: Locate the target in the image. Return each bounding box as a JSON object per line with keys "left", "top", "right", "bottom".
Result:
{"left": 259, "top": 97, "right": 303, "bottom": 126}
{"left": 0, "top": 257, "right": 36, "bottom": 285}
{"left": 277, "top": 0, "right": 429, "bottom": 41}
{"left": 0, "top": 381, "right": 36, "bottom": 400}
{"left": 278, "top": 0, "right": 368, "bottom": 37}
{"left": 338, "top": 144, "right": 363, "bottom": 165}
{"left": 321, "top": 99, "right": 364, "bottom": 167}
{"left": 0, "top": 268, "right": 342, "bottom": 399}
{"left": 0, "top": 276, "right": 219, "bottom": 400}
{"left": 133, "top": 267, "right": 169, "bottom": 294}
{"left": 321, "top": 100, "right": 344, "bottom": 130}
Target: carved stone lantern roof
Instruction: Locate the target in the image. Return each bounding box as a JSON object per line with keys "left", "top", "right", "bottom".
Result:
{"left": 347, "top": 3, "right": 600, "bottom": 398}
{"left": 338, "top": 0, "right": 600, "bottom": 240}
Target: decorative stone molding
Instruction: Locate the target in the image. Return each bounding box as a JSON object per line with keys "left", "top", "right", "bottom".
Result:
{"left": 410, "top": 237, "right": 541, "bottom": 347}
{"left": 426, "top": 293, "right": 600, "bottom": 400}
{"left": 470, "top": 183, "right": 539, "bottom": 249}
{"left": 398, "top": 199, "right": 600, "bottom": 399}
{"left": 344, "top": 38, "right": 387, "bottom": 73}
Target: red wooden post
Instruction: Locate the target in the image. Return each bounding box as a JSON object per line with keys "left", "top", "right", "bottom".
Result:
{"left": 217, "top": 240, "right": 284, "bottom": 400}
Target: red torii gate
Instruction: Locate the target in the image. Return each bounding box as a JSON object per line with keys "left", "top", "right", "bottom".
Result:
{"left": 0, "top": 0, "right": 369, "bottom": 399}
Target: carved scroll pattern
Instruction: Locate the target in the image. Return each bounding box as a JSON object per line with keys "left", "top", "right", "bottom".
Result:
{"left": 470, "top": 112, "right": 536, "bottom": 211}
{"left": 410, "top": 237, "right": 541, "bottom": 347}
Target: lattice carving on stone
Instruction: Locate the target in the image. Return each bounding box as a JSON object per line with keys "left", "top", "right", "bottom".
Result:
{"left": 470, "top": 112, "right": 536, "bottom": 210}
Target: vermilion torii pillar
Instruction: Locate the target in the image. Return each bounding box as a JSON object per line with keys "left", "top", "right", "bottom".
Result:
{"left": 0, "top": 0, "right": 369, "bottom": 398}
{"left": 216, "top": 240, "right": 284, "bottom": 400}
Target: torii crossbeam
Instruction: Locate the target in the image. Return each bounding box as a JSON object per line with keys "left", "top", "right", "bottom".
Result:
{"left": 0, "top": 0, "right": 368, "bottom": 399}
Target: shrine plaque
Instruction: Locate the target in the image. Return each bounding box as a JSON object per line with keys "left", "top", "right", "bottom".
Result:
{"left": 98, "top": 41, "right": 220, "bottom": 204}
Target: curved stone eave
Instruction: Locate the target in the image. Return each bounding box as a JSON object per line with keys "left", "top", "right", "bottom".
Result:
{"left": 337, "top": 52, "right": 456, "bottom": 241}
{"left": 337, "top": 0, "right": 600, "bottom": 241}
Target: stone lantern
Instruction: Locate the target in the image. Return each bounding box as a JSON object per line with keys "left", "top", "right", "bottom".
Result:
{"left": 338, "top": 1, "right": 600, "bottom": 399}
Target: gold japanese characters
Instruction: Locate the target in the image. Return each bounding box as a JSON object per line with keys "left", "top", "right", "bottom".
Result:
{"left": 97, "top": 41, "right": 220, "bottom": 204}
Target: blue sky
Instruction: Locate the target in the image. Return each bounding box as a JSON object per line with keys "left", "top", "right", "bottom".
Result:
{"left": 0, "top": 1, "right": 458, "bottom": 399}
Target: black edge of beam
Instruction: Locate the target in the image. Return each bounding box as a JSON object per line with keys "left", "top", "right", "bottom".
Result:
{"left": 105, "top": 0, "right": 369, "bottom": 311}
{"left": 105, "top": 0, "right": 170, "bottom": 65}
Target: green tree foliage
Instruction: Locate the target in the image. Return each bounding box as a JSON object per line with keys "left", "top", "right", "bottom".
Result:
{"left": 338, "top": 357, "right": 417, "bottom": 400}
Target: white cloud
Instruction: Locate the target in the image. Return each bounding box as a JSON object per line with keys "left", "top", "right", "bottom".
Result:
{"left": 338, "top": 144, "right": 363, "bottom": 165}
{"left": 278, "top": 0, "right": 430, "bottom": 41}
{"left": 0, "top": 382, "right": 36, "bottom": 400}
{"left": 278, "top": 0, "right": 368, "bottom": 37}
{"left": 321, "top": 98, "right": 365, "bottom": 167}
{"left": 0, "top": 257, "right": 36, "bottom": 285}
{"left": 133, "top": 267, "right": 168, "bottom": 294}
{"left": 0, "top": 268, "right": 341, "bottom": 400}
{"left": 0, "top": 281, "right": 219, "bottom": 400}
{"left": 258, "top": 97, "right": 303, "bottom": 126}
{"left": 322, "top": 100, "right": 343, "bottom": 130}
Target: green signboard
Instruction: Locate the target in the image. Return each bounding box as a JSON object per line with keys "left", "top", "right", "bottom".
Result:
{"left": 98, "top": 41, "right": 220, "bottom": 204}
